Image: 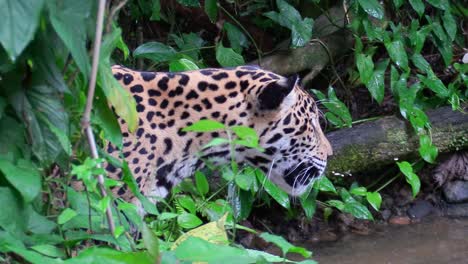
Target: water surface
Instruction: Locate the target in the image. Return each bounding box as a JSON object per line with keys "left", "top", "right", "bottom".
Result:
{"left": 309, "top": 217, "right": 468, "bottom": 264}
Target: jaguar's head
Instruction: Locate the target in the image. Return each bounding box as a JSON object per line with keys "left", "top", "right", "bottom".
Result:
{"left": 242, "top": 74, "right": 333, "bottom": 196}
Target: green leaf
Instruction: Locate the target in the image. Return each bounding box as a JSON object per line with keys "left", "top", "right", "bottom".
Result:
{"left": 418, "top": 134, "right": 438, "bottom": 163}
{"left": 408, "top": 0, "right": 425, "bottom": 17}
{"left": 0, "top": 187, "right": 28, "bottom": 233}
{"left": 95, "top": 196, "right": 111, "bottom": 213}
{"left": 133, "top": 42, "right": 177, "bottom": 63}
{"left": 204, "top": 0, "right": 218, "bottom": 23}
{"left": 367, "top": 59, "right": 389, "bottom": 104}
{"left": 48, "top": 0, "right": 92, "bottom": 80}
{"left": 397, "top": 161, "right": 421, "bottom": 198}
{"left": 260, "top": 232, "right": 312, "bottom": 258}
{"left": 0, "top": 0, "right": 44, "bottom": 60}
{"left": 264, "top": 0, "right": 313, "bottom": 47}
{"left": 142, "top": 223, "right": 159, "bottom": 259}
{"left": 177, "top": 196, "right": 197, "bottom": 214}
{"left": 150, "top": 0, "right": 161, "bottom": 21}
{"left": 326, "top": 199, "right": 344, "bottom": 211}
{"left": 393, "top": 0, "right": 404, "bottom": 9}
{"left": 177, "top": 212, "right": 203, "bottom": 229}
{"left": 418, "top": 72, "right": 449, "bottom": 98}
{"left": 426, "top": 0, "right": 449, "bottom": 10}
{"left": 300, "top": 190, "right": 317, "bottom": 219}
{"left": 312, "top": 87, "right": 352, "bottom": 128}
{"left": 216, "top": 44, "right": 245, "bottom": 67}
{"left": 231, "top": 125, "right": 259, "bottom": 148}
{"left": 366, "top": 192, "right": 382, "bottom": 210}
{"left": 99, "top": 64, "right": 139, "bottom": 132}
{"left": 235, "top": 170, "right": 254, "bottom": 191}
{"left": 409, "top": 25, "right": 431, "bottom": 54}
{"left": 357, "top": 0, "right": 384, "bottom": 19}
{"left": 315, "top": 176, "right": 337, "bottom": 194}
{"left": 203, "top": 138, "right": 230, "bottom": 149}
{"left": 195, "top": 171, "right": 209, "bottom": 196}
{"left": 411, "top": 54, "right": 431, "bottom": 73}
{"left": 169, "top": 58, "right": 199, "bottom": 72}
{"left": 256, "top": 170, "right": 290, "bottom": 209}
{"left": 0, "top": 159, "right": 41, "bottom": 203}
{"left": 30, "top": 244, "right": 65, "bottom": 258}
{"left": 224, "top": 23, "right": 248, "bottom": 53}
{"left": 385, "top": 40, "right": 408, "bottom": 70}
{"left": 350, "top": 186, "right": 367, "bottom": 196}
{"left": 40, "top": 116, "right": 72, "bottom": 156}
{"left": 356, "top": 54, "right": 374, "bottom": 85}
{"left": 58, "top": 208, "right": 78, "bottom": 225}
{"left": 64, "top": 247, "right": 153, "bottom": 264}
{"left": 442, "top": 10, "right": 457, "bottom": 41}
{"left": 183, "top": 119, "right": 225, "bottom": 132}
{"left": 343, "top": 201, "right": 374, "bottom": 220}
{"left": 177, "top": 0, "right": 200, "bottom": 7}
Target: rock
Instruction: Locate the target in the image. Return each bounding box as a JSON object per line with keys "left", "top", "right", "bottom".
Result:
{"left": 443, "top": 180, "right": 468, "bottom": 203}
{"left": 380, "top": 209, "right": 391, "bottom": 221}
{"left": 389, "top": 216, "right": 411, "bottom": 225}
{"left": 445, "top": 203, "right": 468, "bottom": 217}
{"left": 407, "top": 200, "right": 434, "bottom": 219}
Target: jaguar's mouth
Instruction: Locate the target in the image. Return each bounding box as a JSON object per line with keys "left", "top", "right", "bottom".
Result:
{"left": 283, "top": 162, "right": 324, "bottom": 195}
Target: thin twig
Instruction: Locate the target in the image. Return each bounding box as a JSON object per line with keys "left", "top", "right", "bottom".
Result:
{"left": 81, "top": 0, "right": 117, "bottom": 239}
{"left": 106, "top": 0, "right": 129, "bottom": 33}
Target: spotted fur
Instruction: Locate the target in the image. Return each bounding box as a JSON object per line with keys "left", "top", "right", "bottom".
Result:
{"left": 107, "top": 65, "right": 332, "bottom": 206}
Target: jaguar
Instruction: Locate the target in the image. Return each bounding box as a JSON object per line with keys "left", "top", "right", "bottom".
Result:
{"left": 106, "top": 65, "right": 332, "bottom": 207}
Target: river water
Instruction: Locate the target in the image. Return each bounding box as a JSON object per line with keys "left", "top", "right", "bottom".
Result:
{"left": 307, "top": 217, "right": 468, "bottom": 264}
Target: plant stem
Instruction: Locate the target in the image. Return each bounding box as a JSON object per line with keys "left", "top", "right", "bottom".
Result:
{"left": 81, "top": 0, "right": 117, "bottom": 240}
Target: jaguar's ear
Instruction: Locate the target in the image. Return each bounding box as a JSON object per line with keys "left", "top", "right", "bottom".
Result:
{"left": 258, "top": 74, "right": 299, "bottom": 110}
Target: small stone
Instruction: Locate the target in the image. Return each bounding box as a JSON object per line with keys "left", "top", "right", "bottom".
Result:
{"left": 407, "top": 200, "right": 433, "bottom": 219}
{"left": 380, "top": 209, "right": 391, "bottom": 221}
{"left": 389, "top": 216, "right": 411, "bottom": 225}
{"left": 443, "top": 180, "right": 468, "bottom": 203}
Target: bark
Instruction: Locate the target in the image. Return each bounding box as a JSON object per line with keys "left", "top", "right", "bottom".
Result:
{"left": 326, "top": 106, "right": 468, "bottom": 175}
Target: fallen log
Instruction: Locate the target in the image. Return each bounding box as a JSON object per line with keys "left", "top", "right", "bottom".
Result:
{"left": 326, "top": 106, "right": 468, "bottom": 175}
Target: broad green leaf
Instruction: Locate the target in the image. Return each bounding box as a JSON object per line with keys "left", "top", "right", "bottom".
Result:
{"left": 204, "top": 0, "right": 218, "bottom": 23}
{"left": 409, "top": 0, "right": 425, "bottom": 17}
{"left": 150, "top": 0, "right": 161, "bottom": 21}
{"left": 169, "top": 58, "right": 199, "bottom": 72}
{"left": 172, "top": 214, "right": 228, "bottom": 249}
{"left": 224, "top": 22, "right": 248, "bottom": 53}
{"left": 393, "top": 0, "right": 404, "bottom": 9}
{"left": 99, "top": 64, "right": 139, "bottom": 132}
{"left": 30, "top": 244, "right": 65, "bottom": 258}
{"left": 418, "top": 134, "right": 438, "bottom": 163}
{"left": 397, "top": 161, "right": 421, "bottom": 198}
{"left": 133, "top": 42, "right": 177, "bottom": 63}
{"left": 300, "top": 189, "right": 317, "bottom": 219}
{"left": 442, "top": 10, "right": 457, "bottom": 41}
{"left": 315, "top": 176, "right": 337, "bottom": 194}
{"left": 366, "top": 192, "right": 382, "bottom": 210}
{"left": 63, "top": 247, "right": 153, "bottom": 264}
{"left": 48, "top": 0, "right": 92, "bottom": 80}
{"left": 385, "top": 40, "right": 408, "bottom": 70}
{"left": 57, "top": 208, "right": 77, "bottom": 225}
{"left": 411, "top": 54, "right": 431, "bottom": 73}
{"left": 350, "top": 186, "right": 367, "bottom": 196}
{"left": 94, "top": 91, "right": 123, "bottom": 148}
{"left": 0, "top": 0, "right": 44, "bottom": 60}
{"left": 216, "top": 44, "right": 245, "bottom": 67}
{"left": 239, "top": 189, "right": 254, "bottom": 219}
{"left": 418, "top": 72, "right": 449, "bottom": 98}
{"left": 356, "top": 54, "right": 374, "bottom": 85}
{"left": 426, "top": 0, "right": 449, "bottom": 10}
{"left": 343, "top": 201, "right": 374, "bottom": 220}
{"left": 367, "top": 59, "right": 389, "bottom": 104}
{"left": 183, "top": 119, "right": 225, "bottom": 132}
{"left": 195, "top": 171, "right": 209, "bottom": 196}
{"left": 264, "top": 0, "right": 313, "bottom": 47}
{"left": 409, "top": 25, "right": 431, "bottom": 54}
{"left": 175, "top": 237, "right": 255, "bottom": 263}
{"left": 172, "top": 32, "right": 204, "bottom": 60}
{"left": 0, "top": 159, "right": 41, "bottom": 203}
{"left": 95, "top": 196, "right": 111, "bottom": 213}
{"left": 326, "top": 199, "right": 344, "bottom": 211}
{"left": 256, "top": 170, "right": 290, "bottom": 209}
{"left": 142, "top": 223, "right": 159, "bottom": 259}
{"left": 313, "top": 87, "right": 352, "bottom": 128}
{"left": 158, "top": 212, "right": 179, "bottom": 220}
{"left": 0, "top": 187, "right": 28, "bottom": 233}
{"left": 231, "top": 125, "right": 259, "bottom": 148}
{"left": 408, "top": 107, "right": 429, "bottom": 133}
{"left": 260, "top": 232, "right": 312, "bottom": 258}
{"left": 40, "top": 115, "right": 72, "bottom": 156}
{"left": 357, "top": 0, "right": 384, "bottom": 19}
{"left": 177, "top": 195, "right": 197, "bottom": 214}
{"left": 177, "top": 212, "right": 203, "bottom": 229}
{"left": 235, "top": 170, "right": 254, "bottom": 191}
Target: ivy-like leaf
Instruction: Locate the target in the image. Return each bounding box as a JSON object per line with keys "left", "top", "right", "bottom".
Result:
{"left": 215, "top": 44, "right": 245, "bottom": 67}
{"left": 385, "top": 40, "right": 409, "bottom": 70}
{"left": 357, "top": 0, "right": 384, "bottom": 19}
{"left": 397, "top": 161, "right": 421, "bottom": 198}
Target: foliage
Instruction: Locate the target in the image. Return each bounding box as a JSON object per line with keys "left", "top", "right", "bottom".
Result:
{"left": 0, "top": 0, "right": 465, "bottom": 262}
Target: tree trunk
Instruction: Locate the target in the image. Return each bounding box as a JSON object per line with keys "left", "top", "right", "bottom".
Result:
{"left": 326, "top": 106, "right": 468, "bottom": 175}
